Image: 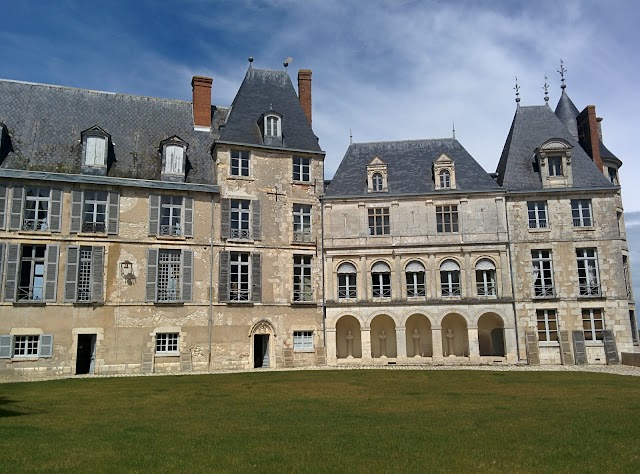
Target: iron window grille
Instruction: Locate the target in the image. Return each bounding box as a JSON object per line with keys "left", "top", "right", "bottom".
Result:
{"left": 476, "top": 259, "right": 497, "bottom": 296}
{"left": 157, "top": 250, "right": 182, "bottom": 302}
{"left": 371, "top": 262, "right": 391, "bottom": 298}
{"left": 440, "top": 260, "right": 461, "bottom": 297}
{"left": 337, "top": 262, "right": 357, "bottom": 300}
{"left": 405, "top": 261, "right": 425, "bottom": 297}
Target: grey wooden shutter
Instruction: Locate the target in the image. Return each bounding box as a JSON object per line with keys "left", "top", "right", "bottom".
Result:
{"left": 252, "top": 200, "right": 261, "bottom": 240}
{"left": 107, "top": 191, "right": 119, "bottom": 235}
{"left": 524, "top": 330, "right": 540, "bottom": 366}
{"left": 9, "top": 186, "right": 24, "bottom": 230}
{"left": 0, "top": 185, "right": 7, "bottom": 230}
{"left": 44, "top": 244, "right": 59, "bottom": 302}
{"left": 141, "top": 352, "right": 154, "bottom": 373}
{"left": 70, "top": 190, "right": 83, "bottom": 233}
{"left": 91, "top": 246, "right": 104, "bottom": 302}
{"left": 39, "top": 334, "right": 54, "bottom": 358}
{"left": 64, "top": 246, "right": 80, "bottom": 302}
{"left": 218, "top": 250, "right": 229, "bottom": 302}
{"left": 220, "top": 198, "right": 230, "bottom": 239}
{"left": 0, "top": 243, "right": 4, "bottom": 300}
{"left": 572, "top": 330, "right": 588, "bottom": 365}
{"left": 182, "top": 249, "right": 193, "bottom": 302}
{"left": 183, "top": 197, "right": 194, "bottom": 238}
{"left": 603, "top": 330, "right": 620, "bottom": 364}
{"left": 4, "top": 243, "right": 20, "bottom": 302}
{"left": 558, "top": 330, "right": 574, "bottom": 366}
{"left": 149, "top": 195, "right": 160, "bottom": 236}
{"left": 49, "top": 189, "right": 62, "bottom": 232}
{"left": 146, "top": 248, "right": 158, "bottom": 302}
{"left": 251, "top": 252, "right": 262, "bottom": 302}
{"left": 0, "top": 335, "right": 12, "bottom": 358}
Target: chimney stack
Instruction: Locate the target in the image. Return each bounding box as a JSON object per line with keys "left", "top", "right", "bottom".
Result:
{"left": 297, "top": 69, "right": 312, "bottom": 126}
{"left": 576, "top": 105, "right": 603, "bottom": 172}
{"left": 191, "top": 76, "right": 213, "bottom": 130}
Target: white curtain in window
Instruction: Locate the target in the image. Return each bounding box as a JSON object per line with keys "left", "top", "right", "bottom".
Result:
{"left": 337, "top": 262, "right": 357, "bottom": 274}
{"left": 440, "top": 260, "right": 460, "bottom": 271}
{"left": 475, "top": 259, "right": 495, "bottom": 271}
{"left": 86, "top": 136, "right": 106, "bottom": 165}
{"left": 165, "top": 145, "right": 184, "bottom": 174}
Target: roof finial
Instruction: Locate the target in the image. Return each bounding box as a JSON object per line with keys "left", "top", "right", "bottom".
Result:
{"left": 269, "top": 103, "right": 273, "bottom": 111}
{"left": 514, "top": 76, "right": 521, "bottom": 107}
{"left": 248, "top": 56, "right": 254, "bottom": 68}
{"left": 452, "top": 121, "right": 456, "bottom": 140}
{"left": 543, "top": 75, "right": 550, "bottom": 105}
{"left": 284, "top": 57, "right": 293, "bottom": 70}
{"left": 558, "top": 59, "right": 567, "bottom": 90}
{"left": 349, "top": 127, "right": 353, "bottom": 145}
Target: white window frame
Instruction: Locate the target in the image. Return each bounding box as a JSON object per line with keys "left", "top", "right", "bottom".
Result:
{"left": 265, "top": 115, "right": 281, "bottom": 137}
{"left": 18, "top": 244, "right": 46, "bottom": 301}
{"left": 571, "top": 199, "right": 592, "bottom": 227}
{"left": 372, "top": 173, "right": 384, "bottom": 192}
{"left": 368, "top": 207, "right": 390, "bottom": 236}
{"left": 293, "top": 157, "right": 311, "bottom": 182}
{"left": 157, "top": 249, "right": 182, "bottom": 302}
{"left": 155, "top": 332, "right": 179, "bottom": 354}
{"left": 439, "top": 170, "right": 451, "bottom": 189}
{"left": 440, "top": 260, "right": 461, "bottom": 297}
{"left": 371, "top": 263, "right": 391, "bottom": 298}
{"left": 475, "top": 260, "right": 496, "bottom": 297}
{"left": 163, "top": 144, "right": 185, "bottom": 175}
{"left": 23, "top": 187, "right": 50, "bottom": 231}
{"left": 229, "top": 252, "right": 251, "bottom": 302}
{"left": 293, "top": 331, "right": 314, "bottom": 352}
{"left": 548, "top": 156, "right": 563, "bottom": 176}
{"left": 405, "top": 261, "right": 426, "bottom": 298}
{"left": 537, "top": 309, "right": 558, "bottom": 343}
{"left": 532, "top": 250, "right": 555, "bottom": 298}
{"left": 82, "top": 190, "right": 108, "bottom": 233}
{"left": 527, "top": 201, "right": 548, "bottom": 229}
{"left": 293, "top": 204, "right": 312, "bottom": 242}
{"left": 293, "top": 255, "right": 313, "bottom": 302}
{"left": 85, "top": 136, "right": 107, "bottom": 167}
{"left": 160, "top": 196, "right": 183, "bottom": 236}
{"left": 337, "top": 263, "right": 357, "bottom": 300}
{"left": 577, "top": 248, "right": 600, "bottom": 297}
{"left": 436, "top": 205, "right": 459, "bottom": 233}
{"left": 582, "top": 309, "right": 604, "bottom": 342}
{"left": 13, "top": 335, "right": 40, "bottom": 357}
{"left": 231, "top": 150, "right": 250, "bottom": 177}
{"left": 230, "top": 199, "right": 251, "bottom": 239}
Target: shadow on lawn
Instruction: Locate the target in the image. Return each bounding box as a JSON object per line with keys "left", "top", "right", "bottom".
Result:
{"left": 0, "top": 396, "right": 29, "bottom": 418}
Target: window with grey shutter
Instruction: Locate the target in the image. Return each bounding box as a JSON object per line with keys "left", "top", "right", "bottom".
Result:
{"left": 0, "top": 335, "right": 12, "bottom": 359}
{"left": 182, "top": 249, "right": 193, "bottom": 302}
{"left": 9, "top": 186, "right": 24, "bottom": 230}
{"left": 44, "top": 244, "right": 59, "bottom": 302}
{"left": 4, "top": 243, "right": 20, "bottom": 302}
{"left": 0, "top": 242, "right": 4, "bottom": 299}
{"left": 39, "top": 334, "right": 54, "bottom": 358}
{"left": 108, "top": 191, "right": 119, "bottom": 235}
{"left": 183, "top": 197, "right": 194, "bottom": 238}
{"left": 0, "top": 185, "right": 7, "bottom": 230}
{"left": 218, "top": 250, "right": 229, "bottom": 302}
{"left": 252, "top": 200, "right": 261, "bottom": 240}
{"left": 251, "top": 252, "right": 262, "bottom": 302}
{"left": 91, "top": 246, "right": 104, "bottom": 302}
{"left": 49, "top": 189, "right": 63, "bottom": 232}
{"left": 146, "top": 248, "right": 158, "bottom": 302}
{"left": 70, "top": 190, "right": 83, "bottom": 233}
{"left": 220, "top": 198, "right": 230, "bottom": 239}
{"left": 149, "top": 195, "right": 160, "bottom": 236}
{"left": 64, "top": 246, "right": 80, "bottom": 302}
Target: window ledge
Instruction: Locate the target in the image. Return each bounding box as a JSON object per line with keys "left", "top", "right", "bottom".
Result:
{"left": 293, "top": 350, "right": 316, "bottom": 353}
{"left": 154, "top": 352, "right": 180, "bottom": 358}
{"left": 291, "top": 180, "right": 313, "bottom": 186}
{"left": 13, "top": 301, "right": 46, "bottom": 306}
{"left": 10, "top": 357, "right": 41, "bottom": 362}
{"left": 72, "top": 301, "right": 104, "bottom": 307}
{"left": 577, "top": 294, "right": 604, "bottom": 300}
{"left": 154, "top": 301, "right": 185, "bottom": 306}
{"left": 528, "top": 227, "right": 551, "bottom": 233}
{"left": 226, "top": 238, "right": 255, "bottom": 244}
{"left": 18, "top": 230, "right": 53, "bottom": 236}
{"left": 77, "top": 232, "right": 108, "bottom": 238}
{"left": 368, "top": 234, "right": 391, "bottom": 238}
{"left": 573, "top": 226, "right": 595, "bottom": 231}
{"left": 538, "top": 342, "right": 560, "bottom": 347}
{"left": 291, "top": 240, "right": 316, "bottom": 246}
{"left": 155, "top": 235, "right": 187, "bottom": 241}
{"left": 337, "top": 298, "right": 357, "bottom": 303}
{"left": 584, "top": 341, "right": 604, "bottom": 347}
{"left": 227, "top": 176, "right": 254, "bottom": 181}
{"left": 436, "top": 232, "right": 460, "bottom": 236}
{"left": 227, "top": 301, "right": 254, "bottom": 306}
{"left": 291, "top": 301, "right": 316, "bottom": 306}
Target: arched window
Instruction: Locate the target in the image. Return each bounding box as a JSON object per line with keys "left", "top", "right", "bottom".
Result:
{"left": 337, "top": 262, "right": 357, "bottom": 300}
{"left": 405, "top": 260, "right": 425, "bottom": 297}
{"left": 265, "top": 115, "right": 281, "bottom": 137}
{"left": 475, "top": 259, "right": 496, "bottom": 296}
{"left": 371, "top": 261, "right": 391, "bottom": 298}
{"left": 372, "top": 173, "right": 384, "bottom": 192}
{"left": 439, "top": 170, "right": 451, "bottom": 189}
{"left": 440, "top": 260, "right": 460, "bottom": 297}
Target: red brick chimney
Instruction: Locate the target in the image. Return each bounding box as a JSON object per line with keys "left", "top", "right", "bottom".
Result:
{"left": 297, "top": 69, "right": 312, "bottom": 126}
{"left": 191, "top": 76, "right": 213, "bottom": 130}
{"left": 577, "top": 105, "right": 603, "bottom": 171}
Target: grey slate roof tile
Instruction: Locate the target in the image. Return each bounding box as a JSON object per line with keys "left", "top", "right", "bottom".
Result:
{"left": 218, "top": 67, "right": 322, "bottom": 153}
{"left": 0, "top": 79, "right": 224, "bottom": 185}
{"left": 325, "top": 138, "right": 500, "bottom": 198}
{"left": 554, "top": 90, "right": 580, "bottom": 138}
{"left": 495, "top": 105, "right": 614, "bottom": 190}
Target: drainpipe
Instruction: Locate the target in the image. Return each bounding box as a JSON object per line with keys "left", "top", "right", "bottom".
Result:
{"left": 504, "top": 195, "right": 522, "bottom": 360}
{"left": 321, "top": 195, "right": 326, "bottom": 352}
{"left": 208, "top": 194, "right": 215, "bottom": 371}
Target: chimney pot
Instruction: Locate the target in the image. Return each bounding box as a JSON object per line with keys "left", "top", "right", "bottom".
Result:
{"left": 297, "top": 69, "right": 312, "bottom": 126}
{"left": 192, "top": 76, "right": 213, "bottom": 130}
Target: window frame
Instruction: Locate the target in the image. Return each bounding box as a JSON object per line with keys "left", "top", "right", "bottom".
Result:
{"left": 265, "top": 114, "right": 281, "bottom": 138}
{"left": 293, "top": 204, "right": 312, "bottom": 242}
{"left": 293, "top": 331, "right": 314, "bottom": 352}
{"left": 368, "top": 207, "right": 390, "bottom": 236}
{"left": 576, "top": 248, "right": 600, "bottom": 297}
{"left": 155, "top": 332, "right": 180, "bottom": 355}
{"left": 536, "top": 309, "right": 558, "bottom": 343}
{"left": 82, "top": 190, "right": 108, "bottom": 233}
{"left": 405, "top": 261, "right": 426, "bottom": 298}
{"left": 532, "top": 250, "right": 555, "bottom": 298}
{"left": 293, "top": 255, "right": 313, "bottom": 302}
{"left": 439, "top": 170, "right": 451, "bottom": 189}
{"left": 231, "top": 150, "right": 251, "bottom": 177}
{"left": 13, "top": 335, "right": 40, "bottom": 358}
{"left": 371, "top": 263, "right": 391, "bottom": 299}
{"left": 18, "top": 244, "right": 47, "bottom": 301}
{"left": 160, "top": 196, "right": 184, "bottom": 237}
{"left": 230, "top": 199, "right": 251, "bottom": 239}
{"left": 85, "top": 135, "right": 108, "bottom": 167}
{"left": 337, "top": 262, "right": 357, "bottom": 300}
{"left": 436, "top": 204, "right": 459, "bottom": 233}
{"left": 571, "top": 199, "right": 593, "bottom": 227}
{"left": 548, "top": 156, "right": 563, "bottom": 176}
{"left": 23, "top": 187, "right": 51, "bottom": 231}
{"left": 440, "top": 260, "right": 461, "bottom": 297}
{"left": 372, "top": 173, "right": 384, "bottom": 192}
{"left": 156, "top": 249, "right": 182, "bottom": 302}
{"left": 229, "top": 252, "right": 251, "bottom": 302}
{"left": 163, "top": 144, "right": 185, "bottom": 176}
{"left": 475, "top": 259, "right": 497, "bottom": 297}
{"left": 527, "top": 201, "right": 548, "bottom": 229}
{"left": 293, "top": 157, "right": 311, "bottom": 182}
{"left": 582, "top": 309, "right": 604, "bottom": 342}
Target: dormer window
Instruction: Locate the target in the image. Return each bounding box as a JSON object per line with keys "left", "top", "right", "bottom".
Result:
{"left": 81, "top": 126, "right": 110, "bottom": 175}
{"left": 433, "top": 153, "right": 456, "bottom": 190}
{"left": 260, "top": 111, "right": 283, "bottom": 146}
{"left": 607, "top": 166, "right": 619, "bottom": 185}
{"left": 367, "top": 156, "right": 388, "bottom": 193}
{"left": 265, "top": 114, "right": 281, "bottom": 137}
{"left": 536, "top": 139, "right": 573, "bottom": 188}
{"left": 160, "top": 136, "right": 188, "bottom": 182}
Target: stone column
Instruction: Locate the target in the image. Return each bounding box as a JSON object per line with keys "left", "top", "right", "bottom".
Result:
{"left": 394, "top": 254, "right": 402, "bottom": 299}
{"left": 359, "top": 255, "right": 368, "bottom": 301}
{"left": 504, "top": 326, "right": 518, "bottom": 362}
{"left": 468, "top": 326, "right": 480, "bottom": 362}
{"left": 326, "top": 328, "right": 337, "bottom": 363}
{"left": 396, "top": 327, "right": 407, "bottom": 359}
{"left": 361, "top": 326, "right": 372, "bottom": 361}
{"left": 500, "top": 250, "right": 510, "bottom": 297}
{"left": 464, "top": 251, "right": 472, "bottom": 297}
{"left": 432, "top": 328, "right": 443, "bottom": 362}
{"left": 325, "top": 256, "right": 334, "bottom": 301}
{"left": 428, "top": 254, "right": 437, "bottom": 298}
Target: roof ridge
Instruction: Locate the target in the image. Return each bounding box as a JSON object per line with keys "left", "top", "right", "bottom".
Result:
{"left": 353, "top": 138, "right": 456, "bottom": 146}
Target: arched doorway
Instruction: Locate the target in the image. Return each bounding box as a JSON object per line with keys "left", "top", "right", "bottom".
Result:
{"left": 441, "top": 313, "right": 469, "bottom": 357}
{"left": 336, "top": 315, "right": 362, "bottom": 358}
{"left": 405, "top": 314, "right": 432, "bottom": 357}
{"left": 370, "top": 314, "right": 397, "bottom": 358}
{"left": 249, "top": 320, "right": 276, "bottom": 368}
{"left": 478, "top": 313, "right": 505, "bottom": 356}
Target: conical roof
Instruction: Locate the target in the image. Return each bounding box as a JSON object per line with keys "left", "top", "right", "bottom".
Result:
{"left": 554, "top": 90, "right": 580, "bottom": 139}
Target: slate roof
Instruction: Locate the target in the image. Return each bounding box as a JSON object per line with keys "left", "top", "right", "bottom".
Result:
{"left": 218, "top": 67, "right": 322, "bottom": 153}
{"left": 325, "top": 138, "right": 500, "bottom": 198}
{"left": 554, "top": 89, "right": 580, "bottom": 139}
{"left": 495, "top": 105, "right": 614, "bottom": 190}
{"left": 0, "top": 79, "right": 227, "bottom": 185}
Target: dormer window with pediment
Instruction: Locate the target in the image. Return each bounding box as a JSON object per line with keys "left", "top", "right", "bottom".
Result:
{"left": 367, "top": 156, "right": 388, "bottom": 193}
{"left": 535, "top": 138, "right": 573, "bottom": 188}
{"left": 259, "top": 110, "right": 283, "bottom": 147}
{"left": 81, "top": 126, "right": 110, "bottom": 175}
{"left": 160, "top": 136, "right": 188, "bottom": 182}
{"left": 433, "top": 153, "right": 456, "bottom": 190}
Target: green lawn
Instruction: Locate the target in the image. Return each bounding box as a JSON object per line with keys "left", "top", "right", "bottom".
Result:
{"left": 1, "top": 370, "right": 640, "bottom": 473}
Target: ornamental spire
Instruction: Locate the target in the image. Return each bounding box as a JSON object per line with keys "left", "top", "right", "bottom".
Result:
{"left": 558, "top": 59, "right": 567, "bottom": 90}
{"left": 543, "top": 75, "right": 550, "bottom": 105}
{"left": 514, "top": 76, "right": 521, "bottom": 107}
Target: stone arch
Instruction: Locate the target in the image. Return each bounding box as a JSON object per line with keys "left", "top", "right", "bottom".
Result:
{"left": 248, "top": 319, "right": 276, "bottom": 337}
{"left": 248, "top": 319, "right": 276, "bottom": 369}
{"left": 370, "top": 314, "right": 397, "bottom": 358}
{"left": 336, "top": 315, "right": 362, "bottom": 359}
{"left": 405, "top": 314, "right": 432, "bottom": 357}
{"left": 441, "top": 313, "right": 469, "bottom": 357}
{"left": 477, "top": 312, "right": 505, "bottom": 356}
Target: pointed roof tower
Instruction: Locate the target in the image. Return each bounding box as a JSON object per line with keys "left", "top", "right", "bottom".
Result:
{"left": 554, "top": 60, "right": 580, "bottom": 139}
